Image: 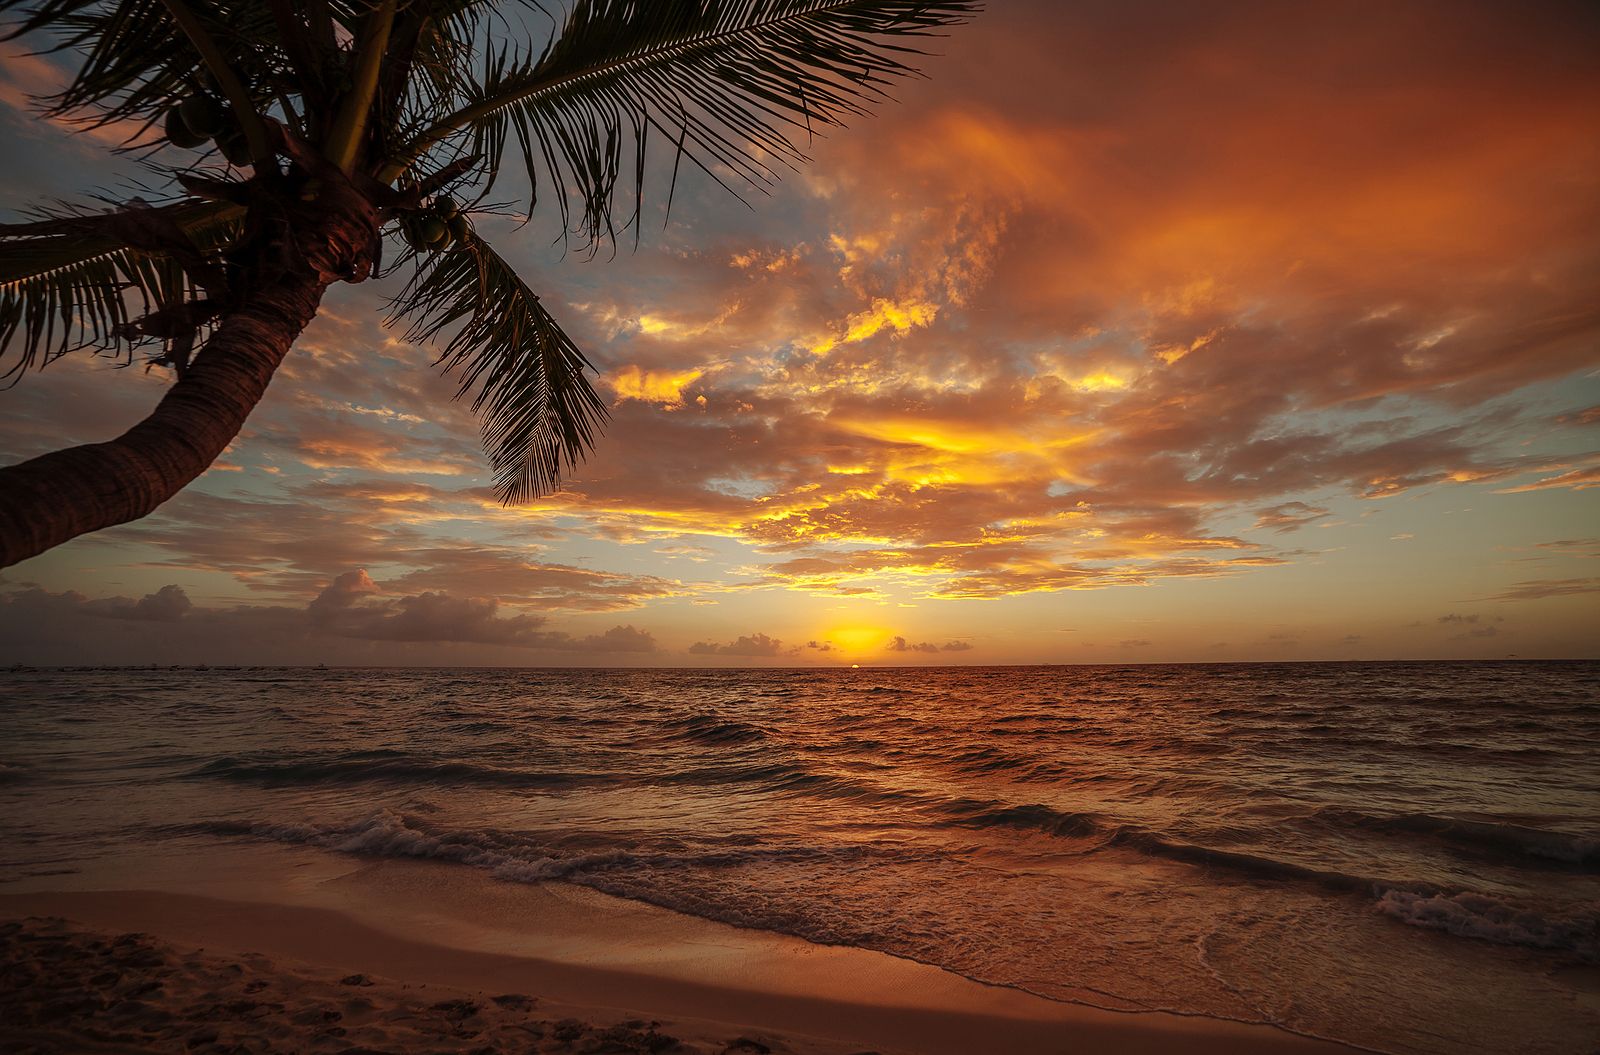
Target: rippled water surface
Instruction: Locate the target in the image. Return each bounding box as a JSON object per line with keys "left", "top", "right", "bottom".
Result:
{"left": 2, "top": 662, "right": 1597, "bottom": 1053}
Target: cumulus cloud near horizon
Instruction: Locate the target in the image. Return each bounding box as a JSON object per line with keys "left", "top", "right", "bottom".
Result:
{"left": 688, "top": 632, "right": 786, "bottom": 657}
{"left": 885, "top": 636, "right": 974, "bottom": 654}
{"left": 0, "top": 583, "right": 195, "bottom": 623}
{"left": 0, "top": 572, "right": 657, "bottom": 661}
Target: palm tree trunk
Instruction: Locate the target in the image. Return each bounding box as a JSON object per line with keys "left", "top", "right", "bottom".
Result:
{"left": 0, "top": 270, "right": 331, "bottom": 568}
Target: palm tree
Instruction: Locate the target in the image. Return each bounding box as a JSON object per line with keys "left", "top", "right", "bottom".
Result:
{"left": 0, "top": 0, "right": 978, "bottom": 568}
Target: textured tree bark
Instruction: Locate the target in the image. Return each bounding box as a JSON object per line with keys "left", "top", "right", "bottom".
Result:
{"left": 0, "top": 269, "right": 331, "bottom": 568}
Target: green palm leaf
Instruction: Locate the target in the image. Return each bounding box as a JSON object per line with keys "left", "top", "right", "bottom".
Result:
{"left": 0, "top": 199, "right": 243, "bottom": 382}
{"left": 391, "top": 0, "right": 980, "bottom": 246}
{"left": 389, "top": 231, "right": 609, "bottom": 503}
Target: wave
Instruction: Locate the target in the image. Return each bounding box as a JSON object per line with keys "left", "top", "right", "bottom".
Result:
{"left": 652, "top": 760, "right": 926, "bottom": 809}
{"left": 1268, "top": 731, "right": 1565, "bottom": 763}
{"left": 188, "top": 747, "right": 936, "bottom": 811}
{"left": 185, "top": 752, "right": 604, "bottom": 790}
{"left": 662, "top": 715, "right": 768, "bottom": 747}
{"left": 935, "top": 798, "right": 1385, "bottom": 888}
{"left": 935, "top": 798, "right": 1599, "bottom": 957}
{"left": 943, "top": 745, "right": 1082, "bottom": 781}
{"left": 989, "top": 712, "right": 1080, "bottom": 724}
{"left": 196, "top": 813, "right": 630, "bottom": 881}
{"left": 1116, "top": 832, "right": 1401, "bottom": 893}
{"left": 182, "top": 745, "right": 1598, "bottom": 892}
{"left": 940, "top": 800, "right": 1105, "bottom": 839}
{"left": 1375, "top": 889, "right": 1600, "bottom": 961}
{"left": 1315, "top": 809, "right": 1600, "bottom": 869}
{"left": 163, "top": 783, "right": 1600, "bottom": 966}
{"left": 186, "top": 812, "right": 872, "bottom": 884}
{"left": 938, "top": 799, "right": 1396, "bottom": 889}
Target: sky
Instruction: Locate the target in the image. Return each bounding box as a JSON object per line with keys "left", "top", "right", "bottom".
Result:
{"left": 1, "top": 0, "right": 1597, "bottom": 667}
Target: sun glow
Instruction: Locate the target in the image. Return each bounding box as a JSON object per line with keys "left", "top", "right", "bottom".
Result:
{"left": 826, "top": 625, "right": 894, "bottom": 654}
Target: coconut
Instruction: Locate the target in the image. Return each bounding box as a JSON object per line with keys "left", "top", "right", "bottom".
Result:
{"left": 446, "top": 215, "right": 471, "bottom": 245}
{"left": 215, "top": 125, "right": 251, "bottom": 166}
{"left": 432, "top": 194, "right": 460, "bottom": 219}
{"left": 164, "top": 106, "right": 209, "bottom": 149}
{"left": 400, "top": 220, "right": 430, "bottom": 251}
{"left": 416, "top": 216, "right": 450, "bottom": 249}
{"left": 400, "top": 216, "right": 440, "bottom": 252}
{"left": 178, "top": 94, "right": 226, "bottom": 138}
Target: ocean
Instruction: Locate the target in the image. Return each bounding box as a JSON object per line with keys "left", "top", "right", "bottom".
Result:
{"left": 1, "top": 662, "right": 1595, "bottom": 1053}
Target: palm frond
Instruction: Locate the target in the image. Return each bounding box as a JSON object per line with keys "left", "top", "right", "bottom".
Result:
{"left": 0, "top": 199, "right": 242, "bottom": 381}
{"left": 1, "top": 0, "right": 289, "bottom": 145}
{"left": 382, "top": 2, "right": 554, "bottom": 184}
{"left": 388, "top": 230, "right": 609, "bottom": 503}
{"left": 391, "top": 0, "right": 981, "bottom": 247}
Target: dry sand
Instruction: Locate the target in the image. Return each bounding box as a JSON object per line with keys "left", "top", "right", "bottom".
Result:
{"left": 0, "top": 846, "right": 1364, "bottom": 1054}
{"left": 3, "top": 916, "right": 697, "bottom": 1054}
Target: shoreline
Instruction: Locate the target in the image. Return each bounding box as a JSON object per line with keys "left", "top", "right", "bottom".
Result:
{"left": 1, "top": 847, "right": 1363, "bottom": 1055}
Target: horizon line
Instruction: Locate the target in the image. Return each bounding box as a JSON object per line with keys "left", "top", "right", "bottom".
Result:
{"left": 6, "top": 656, "right": 1591, "bottom": 672}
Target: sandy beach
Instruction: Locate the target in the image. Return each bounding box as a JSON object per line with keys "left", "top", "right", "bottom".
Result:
{"left": 1, "top": 845, "right": 1362, "bottom": 1055}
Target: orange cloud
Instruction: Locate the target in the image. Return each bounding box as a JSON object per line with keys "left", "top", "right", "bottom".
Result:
{"left": 608, "top": 365, "right": 705, "bottom": 408}
{"left": 5, "top": 0, "right": 1595, "bottom": 662}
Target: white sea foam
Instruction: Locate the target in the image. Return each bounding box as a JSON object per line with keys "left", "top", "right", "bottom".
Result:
{"left": 1374, "top": 889, "right": 1600, "bottom": 959}
{"left": 238, "top": 811, "right": 572, "bottom": 877}
{"left": 202, "top": 811, "right": 862, "bottom": 888}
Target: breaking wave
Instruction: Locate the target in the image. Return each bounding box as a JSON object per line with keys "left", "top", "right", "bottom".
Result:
{"left": 1375, "top": 889, "right": 1600, "bottom": 961}
{"left": 1315, "top": 809, "right": 1600, "bottom": 868}
{"left": 185, "top": 812, "right": 874, "bottom": 885}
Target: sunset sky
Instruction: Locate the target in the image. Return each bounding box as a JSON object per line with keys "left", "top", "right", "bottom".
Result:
{"left": 2, "top": 0, "right": 1596, "bottom": 666}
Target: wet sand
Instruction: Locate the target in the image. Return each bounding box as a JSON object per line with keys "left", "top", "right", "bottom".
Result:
{"left": 1, "top": 846, "right": 1364, "bottom": 1054}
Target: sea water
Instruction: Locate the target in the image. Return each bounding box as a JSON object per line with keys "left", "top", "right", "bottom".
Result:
{"left": 1, "top": 662, "right": 1595, "bottom": 1053}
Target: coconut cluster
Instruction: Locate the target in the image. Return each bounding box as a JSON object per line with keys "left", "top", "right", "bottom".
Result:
{"left": 400, "top": 195, "right": 473, "bottom": 253}
{"left": 164, "top": 93, "right": 250, "bottom": 164}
